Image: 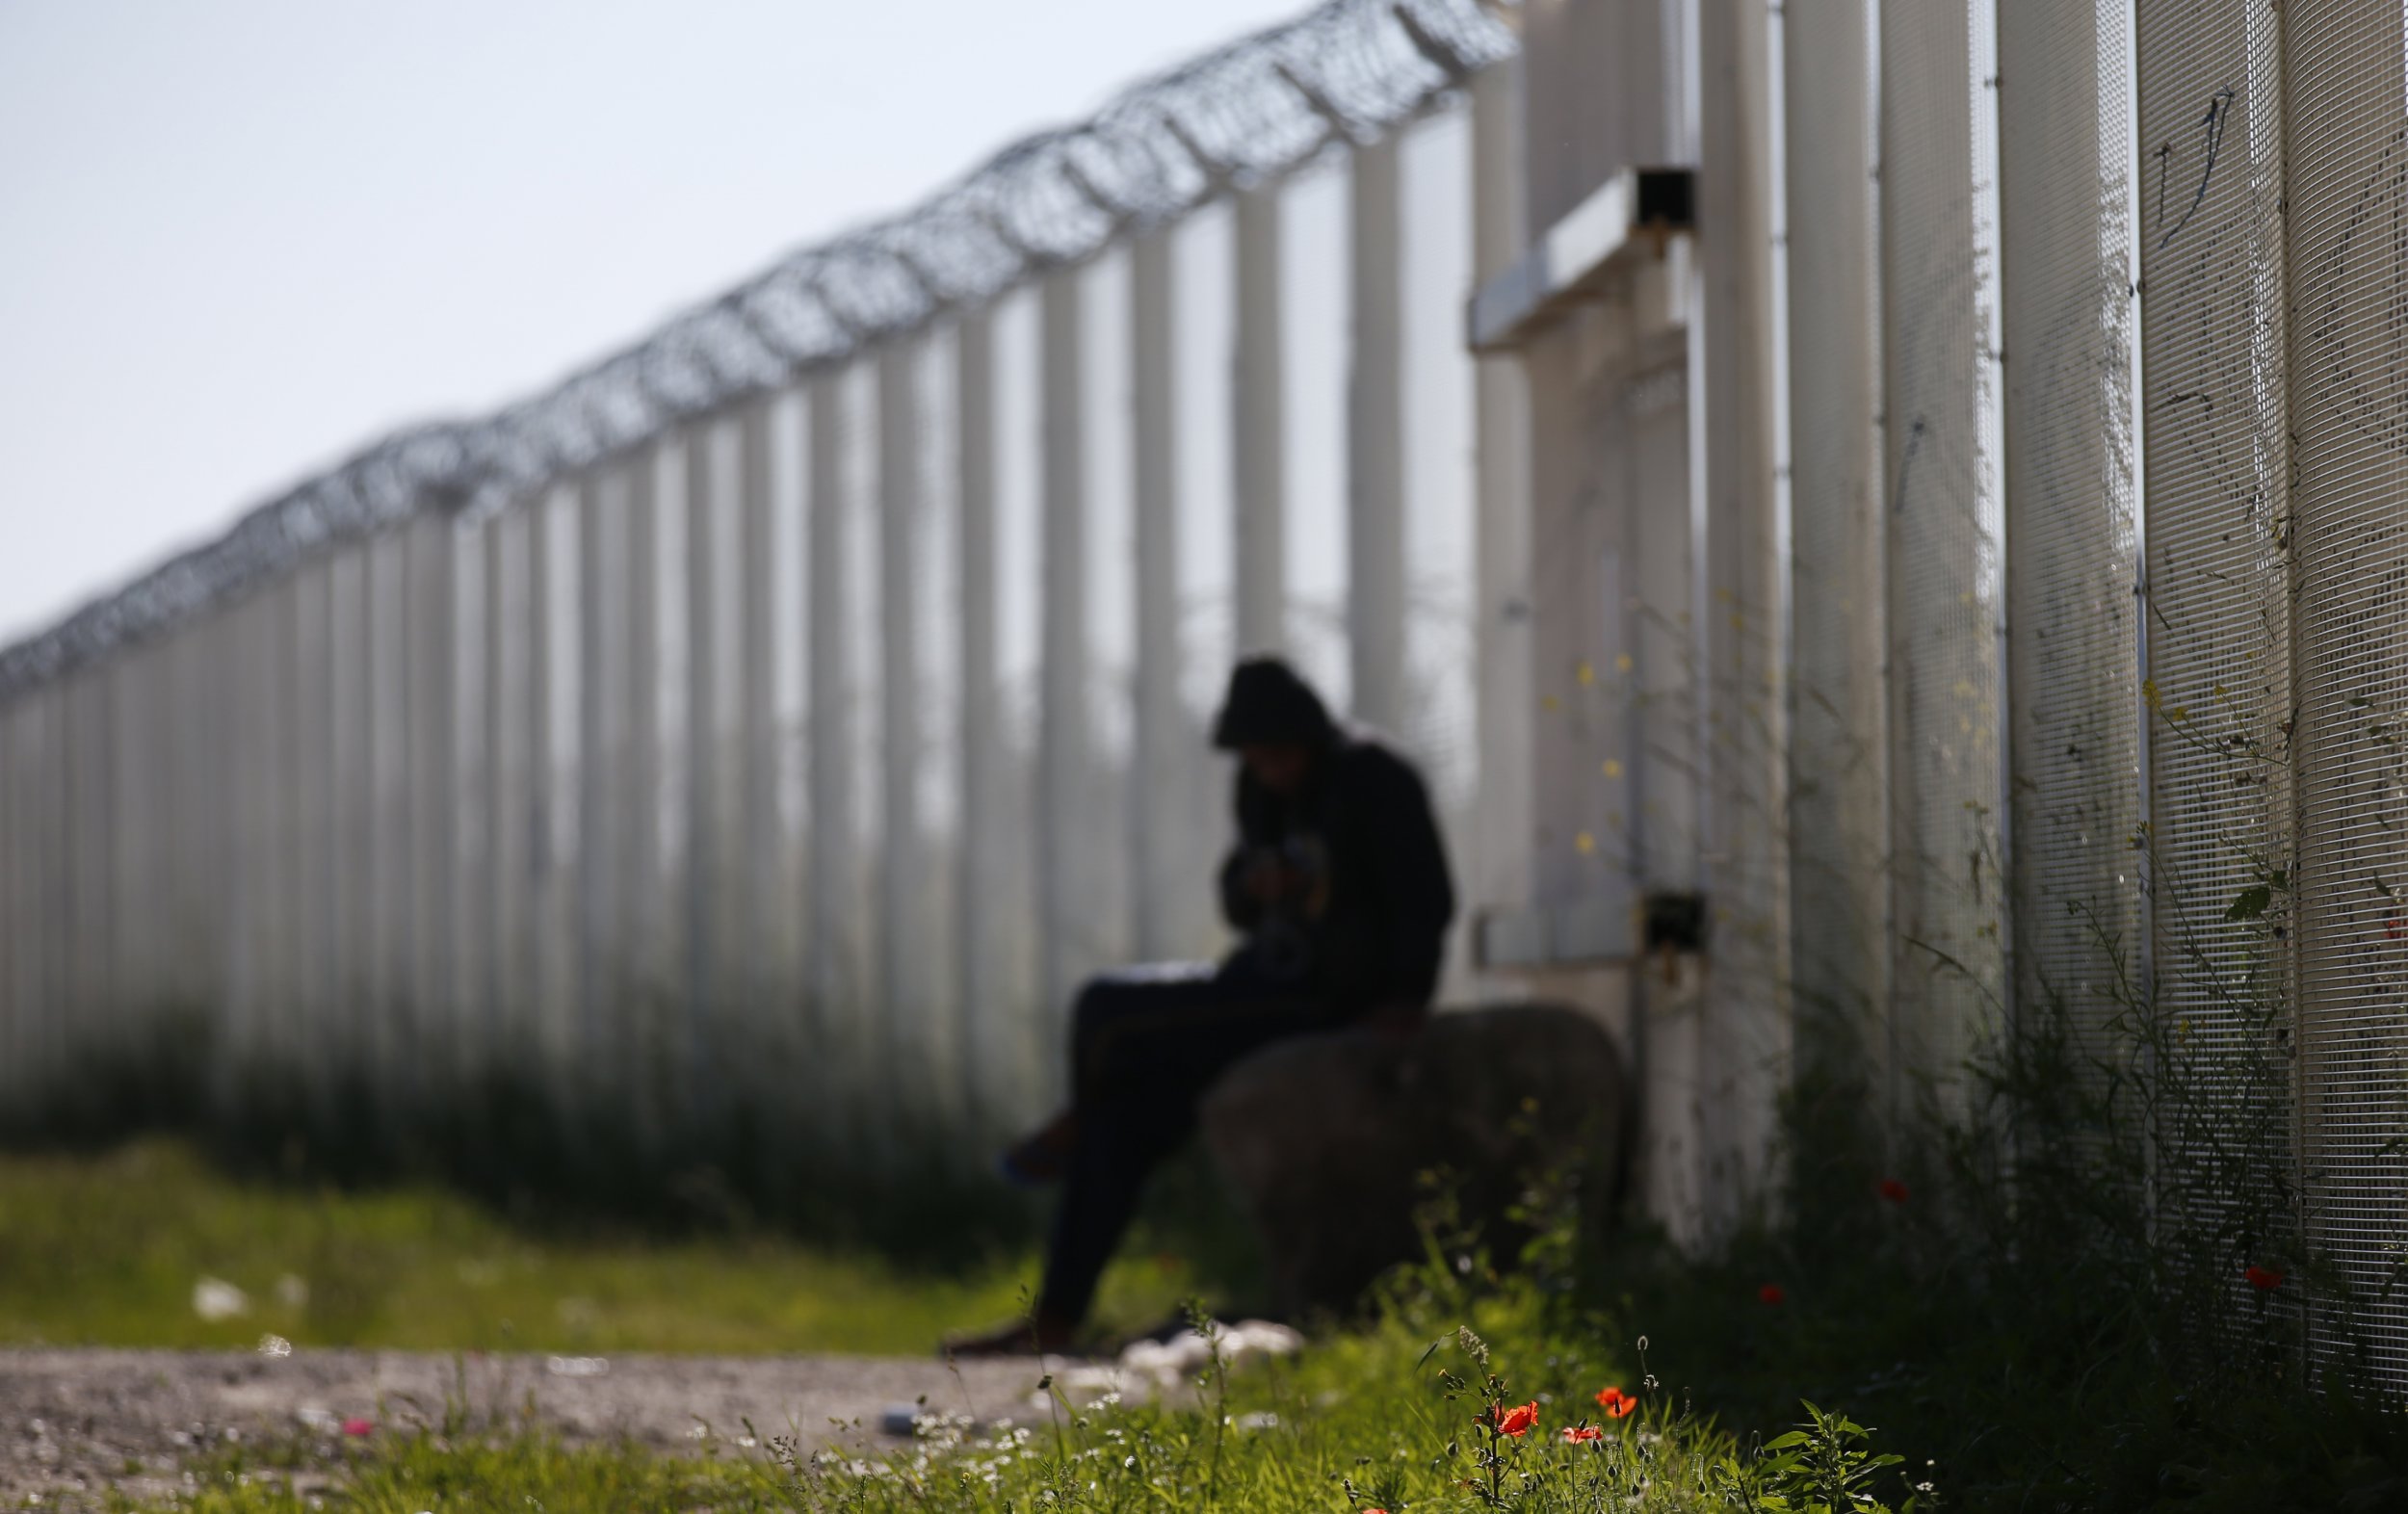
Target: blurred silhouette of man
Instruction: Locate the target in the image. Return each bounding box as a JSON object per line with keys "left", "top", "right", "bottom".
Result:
{"left": 950, "top": 655, "right": 1455, "bottom": 1356}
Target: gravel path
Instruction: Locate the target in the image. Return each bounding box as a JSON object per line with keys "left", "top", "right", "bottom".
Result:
{"left": 0, "top": 1346, "right": 1065, "bottom": 1506}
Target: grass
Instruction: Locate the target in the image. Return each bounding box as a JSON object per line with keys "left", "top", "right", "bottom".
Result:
{"left": 14, "top": 1131, "right": 2408, "bottom": 1511}
{"left": 138, "top": 1276, "right": 1814, "bottom": 1514}
{"left": 0, "top": 1139, "right": 1204, "bottom": 1356}
{"left": 134, "top": 1213, "right": 2408, "bottom": 1514}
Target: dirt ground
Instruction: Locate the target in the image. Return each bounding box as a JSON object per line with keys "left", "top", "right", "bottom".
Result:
{"left": 0, "top": 1345, "right": 1064, "bottom": 1505}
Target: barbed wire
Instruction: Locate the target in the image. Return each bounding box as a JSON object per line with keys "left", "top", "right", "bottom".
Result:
{"left": 0, "top": 0, "right": 1512, "bottom": 705}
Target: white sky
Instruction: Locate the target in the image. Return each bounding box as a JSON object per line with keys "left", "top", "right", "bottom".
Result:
{"left": 0, "top": 0, "right": 1307, "bottom": 643}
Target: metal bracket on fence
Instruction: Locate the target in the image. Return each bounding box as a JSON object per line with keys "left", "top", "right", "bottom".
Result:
{"left": 1466, "top": 167, "right": 1697, "bottom": 353}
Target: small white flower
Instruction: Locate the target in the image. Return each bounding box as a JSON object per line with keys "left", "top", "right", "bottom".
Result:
{"left": 192, "top": 1278, "right": 249, "bottom": 1321}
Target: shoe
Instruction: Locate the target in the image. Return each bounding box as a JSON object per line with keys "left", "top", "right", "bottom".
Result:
{"left": 943, "top": 1313, "right": 1081, "bottom": 1359}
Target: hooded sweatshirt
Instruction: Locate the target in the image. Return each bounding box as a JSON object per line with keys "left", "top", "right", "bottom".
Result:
{"left": 1210, "top": 657, "right": 1456, "bottom": 1017}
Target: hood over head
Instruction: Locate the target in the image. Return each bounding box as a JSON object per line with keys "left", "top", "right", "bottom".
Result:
{"left": 1211, "top": 655, "right": 1339, "bottom": 751}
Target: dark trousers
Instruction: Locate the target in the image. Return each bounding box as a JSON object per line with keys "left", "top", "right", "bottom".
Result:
{"left": 1036, "top": 955, "right": 1325, "bottom": 1326}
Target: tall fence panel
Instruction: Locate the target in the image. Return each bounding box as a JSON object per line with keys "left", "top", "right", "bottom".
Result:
{"left": 2280, "top": 0, "right": 2408, "bottom": 1386}
{"left": 1875, "top": 0, "right": 2008, "bottom": 1125}
{"left": 2134, "top": 0, "right": 2299, "bottom": 1344}
{"left": 1783, "top": 0, "right": 1887, "bottom": 1082}
{"left": 1997, "top": 0, "right": 2142, "bottom": 1067}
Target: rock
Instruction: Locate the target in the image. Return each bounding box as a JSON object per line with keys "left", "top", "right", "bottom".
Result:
{"left": 1197, "top": 1003, "right": 1626, "bottom": 1317}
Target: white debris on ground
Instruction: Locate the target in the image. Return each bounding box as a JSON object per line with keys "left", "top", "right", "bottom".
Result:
{"left": 1061, "top": 1318, "right": 1305, "bottom": 1397}
{"left": 190, "top": 1278, "right": 248, "bottom": 1320}
{"left": 545, "top": 1355, "right": 610, "bottom": 1378}
{"left": 294, "top": 1406, "right": 342, "bottom": 1435}
{"left": 255, "top": 1334, "right": 292, "bottom": 1359}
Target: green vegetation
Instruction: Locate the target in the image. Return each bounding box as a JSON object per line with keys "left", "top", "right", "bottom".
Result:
{"left": 19, "top": 964, "right": 2408, "bottom": 1514}
{"left": 138, "top": 1207, "right": 2408, "bottom": 1513}
{"left": 141, "top": 1276, "right": 1881, "bottom": 1514}
{"left": 44, "top": 1128, "right": 2406, "bottom": 1513}
{"left": 0, "top": 1139, "right": 1199, "bottom": 1356}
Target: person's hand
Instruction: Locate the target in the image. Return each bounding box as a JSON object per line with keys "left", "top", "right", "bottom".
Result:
{"left": 1241, "top": 849, "right": 1290, "bottom": 904}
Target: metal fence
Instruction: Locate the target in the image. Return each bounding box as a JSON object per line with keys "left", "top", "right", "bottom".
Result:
{"left": 0, "top": 0, "right": 1512, "bottom": 1173}
{"left": 1771, "top": 0, "right": 2407, "bottom": 1387}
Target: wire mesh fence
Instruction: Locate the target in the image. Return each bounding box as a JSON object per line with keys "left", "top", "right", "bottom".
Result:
{"left": 0, "top": 0, "right": 1509, "bottom": 1202}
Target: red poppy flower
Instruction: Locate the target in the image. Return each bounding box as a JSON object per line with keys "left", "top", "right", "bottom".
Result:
{"left": 2387, "top": 919, "right": 2406, "bottom": 941}
{"left": 1878, "top": 1178, "right": 1910, "bottom": 1204}
{"left": 1759, "top": 1284, "right": 1786, "bottom": 1306}
{"left": 1562, "top": 1424, "right": 1605, "bottom": 1444}
{"left": 1595, "top": 1386, "right": 1636, "bottom": 1419}
{"left": 1482, "top": 1400, "right": 1540, "bottom": 1438}
{"left": 341, "top": 1417, "right": 374, "bottom": 1438}
{"left": 2245, "top": 1265, "right": 2285, "bottom": 1292}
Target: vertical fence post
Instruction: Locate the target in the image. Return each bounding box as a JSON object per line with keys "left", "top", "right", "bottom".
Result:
{"left": 107, "top": 658, "right": 139, "bottom": 1066}
{"left": 329, "top": 546, "right": 369, "bottom": 1110}
{"left": 1471, "top": 54, "right": 1535, "bottom": 939}
{"left": 1877, "top": 0, "right": 2009, "bottom": 1118}
{"left": 1131, "top": 231, "right": 1184, "bottom": 962}
{"left": 65, "top": 669, "right": 103, "bottom": 1083}
{"left": 0, "top": 698, "right": 20, "bottom": 1117}
{"left": 575, "top": 471, "right": 620, "bottom": 1136}
{"left": 1040, "top": 269, "right": 1093, "bottom": 1040}
{"left": 1235, "top": 184, "right": 1287, "bottom": 656}
{"left": 269, "top": 578, "right": 301, "bottom": 1096}
{"left": 453, "top": 526, "right": 489, "bottom": 1089}
{"left": 17, "top": 689, "right": 44, "bottom": 1109}
{"left": 224, "top": 606, "right": 263, "bottom": 1106}
{"left": 955, "top": 309, "right": 1008, "bottom": 1127}
{"left": 1348, "top": 133, "right": 1407, "bottom": 733}
{"left": 624, "top": 446, "right": 665, "bottom": 1150}
{"left": 43, "top": 686, "right": 68, "bottom": 1097}
{"left": 1693, "top": 0, "right": 1789, "bottom": 1230}
{"left": 1782, "top": 0, "right": 1890, "bottom": 1094}
{"left": 367, "top": 535, "right": 411, "bottom": 1133}
{"left": 6, "top": 698, "right": 30, "bottom": 1113}
{"left": 0, "top": 699, "right": 15, "bottom": 1117}
{"left": 879, "top": 340, "right": 931, "bottom": 1118}
{"left": 484, "top": 512, "right": 520, "bottom": 1074}
{"left": 407, "top": 512, "right": 459, "bottom": 1113}
{"left": 290, "top": 564, "right": 332, "bottom": 1115}
{"left": 686, "top": 421, "right": 725, "bottom": 1142}
{"left": 108, "top": 658, "right": 142, "bottom": 1080}
{"left": 526, "top": 486, "right": 565, "bottom": 1109}
{"left": 2270, "top": 0, "right": 2408, "bottom": 1371}
{"left": 808, "top": 374, "right": 857, "bottom": 1136}
{"left": 737, "top": 399, "right": 781, "bottom": 1082}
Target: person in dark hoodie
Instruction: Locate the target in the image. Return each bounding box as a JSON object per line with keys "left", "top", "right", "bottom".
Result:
{"left": 950, "top": 655, "right": 1455, "bottom": 1356}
